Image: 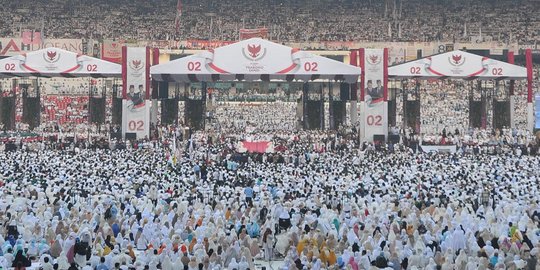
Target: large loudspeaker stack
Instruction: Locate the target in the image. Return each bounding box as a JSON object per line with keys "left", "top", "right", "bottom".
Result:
{"left": 158, "top": 81, "right": 179, "bottom": 125}
{"left": 387, "top": 88, "right": 397, "bottom": 127}
{"left": 469, "top": 100, "right": 483, "bottom": 128}
{"left": 332, "top": 100, "right": 346, "bottom": 129}
{"left": 161, "top": 99, "right": 178, "bottom": 125}
{"left": 22, "top": 97, "right": 40, "bottom": 130}
{"left": 302, "top": 83, "right": 309, "bottom": 129}
{"left": 112, "top": 85, "right": 122, "bottom": 125}
{"left": 388, "top": 99, "right": 397, "bottom": 127}
{"left": 158, "top": 81, "right": 169, "bottom": 99}
{"left": 89, "top": 97, "right": 106, "bottom": 124}
{"left": 185, "top": 99, "right": 204, "bottom": 130}
{"left": 0, "top": 96, "right": 16, "bottom": 130}
{"left": 339, "top": 83, "right": 350, "bottom": 101}
{"left": 305, "top": 100, "right": 322, "bottom": 130}
{"left": 302, "top": 83, "right": 324, "bottom": 130}
{"left": 405, "top": 100, "right": 420, "bottom": 131}
{"left": 184, "top": 82, "right": 206, "bottom": 130}
{"left": 21, "top": 84, "right": 40, "bottom": 130}
{"left": 492, "top": 100, "right": 510, "bottom": 129}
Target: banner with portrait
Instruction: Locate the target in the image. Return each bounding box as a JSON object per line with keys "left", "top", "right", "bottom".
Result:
{"left": 102, "top": 40, "right": 123, "bottom": 63}
{"left": 363, "top": 49, "right": 387, "bottom": 142}
{"left": 122, "top": 47, "right": 150, "bottom": 139}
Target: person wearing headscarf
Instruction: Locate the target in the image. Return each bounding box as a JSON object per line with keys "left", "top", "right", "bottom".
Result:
{"left": 11, "top": 249, "right": 31, "bottom": 269}
{"left": 40, "top": 255, "right": 54, "bottom": 270}
{"left": 262, "top": 228, "right": 274, "bottom": 261}
{"left": 56, "top": 249, "right": 72, "bottom": 269}
{"left": 50, "top": 235, "right": 63, "bottom": 258}
{"left": 187, "top": 256, "right": 198, "bottom": 270}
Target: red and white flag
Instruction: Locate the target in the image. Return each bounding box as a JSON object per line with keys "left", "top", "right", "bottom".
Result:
{"left": 175, "top": 0, "right": 182, "bottom": 33}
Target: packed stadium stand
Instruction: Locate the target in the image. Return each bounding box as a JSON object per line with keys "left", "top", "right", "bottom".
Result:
{"left": 1, "top": 0, "right": 539, "bottom": 43}
{"left": 1, "top": 1, "right": 540, "bottom": 270}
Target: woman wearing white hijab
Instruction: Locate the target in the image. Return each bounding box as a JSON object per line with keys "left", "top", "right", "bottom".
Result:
{"left": 451, "top": 226, "right": 467, "bottom": 251}
{"left": 57, "top": 250, "right": 70, "bottom": 269}
{"left": 425, "top": 258, "right": 438, "bottom": 270}
{"left": 466, "top": 257, "right": 479, "bottom": 270}
{"left": 237, "top": 256, "right": 249, "bottom": 270}
{"left": 160, "top": 254, "right": 172, "bottom": 270}
{"left": 228, "top": 257, "right": 239, "bottom": 270}
{"left": 454, "top": 249, "right": 467, "bottom": 269}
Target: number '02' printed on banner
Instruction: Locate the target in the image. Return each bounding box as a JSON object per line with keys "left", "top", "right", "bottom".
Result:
{"left": 492, "top": 68, "right": 503, "bottom": 76}
{"left": 367, "top": 115, "right": 383, "bottom": 126}
{"left": 187, "top": 61, "right": 201, "bottom": 71}
{"left": 304, "top": 62, "right": 318, "bottom": 72}
{"left": 4, "top": 63, "right": 15, "bottom": 71}
{"left": 86, "top": 64, "right": 97, "bottom": 72}
{"left": 128, "top": 120, "right": 145, "bottom": 131}
{"left": 410, "top": 66, "right": 420, "bottom": 74}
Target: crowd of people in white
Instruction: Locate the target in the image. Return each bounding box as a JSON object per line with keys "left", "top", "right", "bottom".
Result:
{"left": 213, "top": 102, "right": 298, "bottom": 134}
{"left": 1, "top": 120, "right": 540, "bottom": 270}
{"left": 0, "top": 73, "right": 538, "bottom": 270}
{"left": 0, "top": 0, "right": 540, "bottom": 269}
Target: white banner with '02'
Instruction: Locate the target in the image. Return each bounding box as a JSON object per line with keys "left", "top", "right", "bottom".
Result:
{"left": 122, "top": 47, "right": 150, "bottom": 139}
{"left": 363, "top": 49, "right": 387, "bottom": 142}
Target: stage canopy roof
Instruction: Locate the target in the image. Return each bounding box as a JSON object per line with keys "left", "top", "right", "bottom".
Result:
{"left": 388, "top": 50, "right": 527, "bottom": 80}
{"left": 151, "top": 38, "right": 361, "bottom": 83}
{"left": 0, "top": 47, "right": 121, "bottom": 78}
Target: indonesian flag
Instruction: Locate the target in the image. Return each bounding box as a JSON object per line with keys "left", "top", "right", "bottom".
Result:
{"left": 22, "top": 31, "right": 42, "bottom": 45}
{"left": 237, "top": 141, "right": 275, "bottom": 153}
{"left": 175, "top": 0, "right": 182, "bottom": 33}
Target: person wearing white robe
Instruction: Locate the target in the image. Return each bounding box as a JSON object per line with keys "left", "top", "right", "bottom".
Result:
{"left": 451, "top": 227, "right": 466, "bottom": 251}
{"left": 161, "top": 255, "right": 173, "bottom": 270}
{"left": 57, "top": 250, "right": 71, "bottom": 269}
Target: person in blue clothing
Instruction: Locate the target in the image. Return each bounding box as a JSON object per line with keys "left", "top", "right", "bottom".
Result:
{"left": 489, "top": 252, "right": 499, "bottom": 267}
{"left": 246, "top": 220, "right": 260, "bottom": 238}
{"left": 244, "top": 185, "right": 254, "bottom": 207}
{"left": 95, "top": 257, "right": 108, "bottom": 270}
{"left": 193, "top": 163, "right": 200, "bottom": 180}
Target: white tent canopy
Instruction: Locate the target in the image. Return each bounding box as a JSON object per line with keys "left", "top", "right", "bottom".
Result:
{"left": 151, "top": 38, "right": 361, "bottom": 83}
{"left": 0, "top": 47, "right": 121, "bottom": 78}
{"left": 388, "top": 50, "right": 527, "bottom": 80}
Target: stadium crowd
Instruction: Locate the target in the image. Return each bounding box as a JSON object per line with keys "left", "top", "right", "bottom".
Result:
{"left": 1, "top": 0, "right": 539, "bottom": 44}
{"left": 213, "top": 102, "right": 298, "bottom": 134}
{"left": 1, "top": 0, "right": 540, "bottom": 269}
{"left": 0, "top": 80, "right": 539, "bottom": 269}
{"left": 1, "top": 120, "right": 540, "bottom": 270}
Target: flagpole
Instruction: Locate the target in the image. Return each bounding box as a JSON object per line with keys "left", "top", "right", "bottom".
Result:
{"left": 209, "top": 16, "right": 213, "bottom": 41}
{"left": 175, "top": 0, "right": 182, "bottom": 34}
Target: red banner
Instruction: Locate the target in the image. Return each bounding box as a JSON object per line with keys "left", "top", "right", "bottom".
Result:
{"left": 22, "top": 31, "right": 42, "bottom": 45}
{"left": 102, "top": 39, "right": 123, "bottom": 63}
{"left": 241, "top": 141, "right": 271, "bottom": 153}
{"left": 240, "top": 28, "right": 268, "bottom": 40}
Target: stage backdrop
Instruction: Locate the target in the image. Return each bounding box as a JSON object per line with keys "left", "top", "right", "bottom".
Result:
{"left": 122, "top": 47, "right": 150, "bottom": 139}
{"left": 363, "top": 49, "right": 388, "bottom": 142}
